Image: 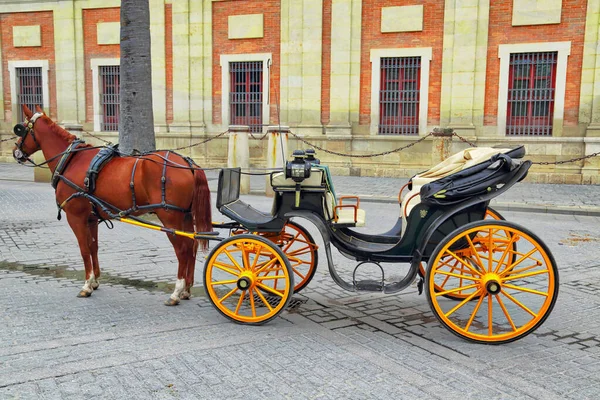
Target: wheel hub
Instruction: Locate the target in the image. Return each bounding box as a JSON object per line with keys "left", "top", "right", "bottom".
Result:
{"left": 482, "top": 273, "right": 501, "bottom": 295}
{"left": 237, "top": 271, "right": 255, "bottom": 291}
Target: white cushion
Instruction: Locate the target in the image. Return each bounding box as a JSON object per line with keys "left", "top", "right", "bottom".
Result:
{"left": 271, "top": 169, "right": 324, "bottom": 187}
{"left": 336, "top": 208, "right": 366, "bottom": 227}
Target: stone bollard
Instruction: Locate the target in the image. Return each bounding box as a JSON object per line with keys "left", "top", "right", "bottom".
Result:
{"left": 265, "top": 125, "right": 289, "bottom": 197}
{"left": 227, "top": 125, "right": 250, "bottom": 194}
{"left": 431, "top": 128, "right": 453, "bottom": 165}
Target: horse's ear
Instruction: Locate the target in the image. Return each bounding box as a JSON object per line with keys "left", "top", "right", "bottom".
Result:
{"left": 35, "top": 105, "right": 46, "bottom": 115}
{"left": 22, "top": 104, "right": 33, "bottom": 119}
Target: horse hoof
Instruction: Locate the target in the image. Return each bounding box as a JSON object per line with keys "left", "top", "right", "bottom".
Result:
{"left": 180, "top": 292, "right": 191, "bottom": 300}
{"left": 164, "top": 298, "right": 180, "bottom": 306}
{"left": 77, "top": 290, "right": 92, "bottom": 298}
{"left": 91, "top": 282, "right": 100, "bottom": 290}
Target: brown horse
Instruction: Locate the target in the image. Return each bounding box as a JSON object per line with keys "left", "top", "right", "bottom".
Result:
{"left": 12, "top": 105, "right": 212, "bottom": 305}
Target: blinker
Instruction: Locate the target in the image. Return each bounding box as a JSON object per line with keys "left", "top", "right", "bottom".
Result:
{"left": 13, "top": 124, "right": 27, "bottom": 138}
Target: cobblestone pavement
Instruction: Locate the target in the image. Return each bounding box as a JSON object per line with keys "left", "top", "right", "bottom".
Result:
{"left": 2, "top": 178, "right": 600, "bottom": 399}
{"left": 3, "top": 162, "right": 599, "bottom": 215}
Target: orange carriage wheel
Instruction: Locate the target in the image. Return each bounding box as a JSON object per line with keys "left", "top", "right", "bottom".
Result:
{"left": 232, "top": 221, "right": 319, "bottom": 293}
{"left": 426, "top": 221, "right": 558, "bottom": 344}
{"left": 204, "top": 234, "right": 294, "bottom": 325}
{"left": 419, "top": 207, "right": 510, "bottom": 301}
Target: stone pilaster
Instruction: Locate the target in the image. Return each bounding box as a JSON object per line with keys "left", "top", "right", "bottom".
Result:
{"left": 440, "top": 0, "right": 490, "bottom": 137}
{"left": 328, "top": 0, "right": 361, "bottom": 135}
{"left": 280, "top": 0, "right": 323, "bottom": 134}
{"left": 170, "top": 0, "right": 191, "bottom": 132}
{"left": 149, "top": 0, "right": 166, "bottom": 131}
{"left": 188, "top": 0, "right": 211, "bottom": 132}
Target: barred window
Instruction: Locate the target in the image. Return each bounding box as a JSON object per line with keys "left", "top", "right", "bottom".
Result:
{"left": 506, "top": 52, "right": 557, "bottom": 136}
{"left": 379, "top": 57, "right": 421, "bottom": 135}
{"left": 16, "top": 67, "right": 43, "bottom": 122}
{"left": 99, "top": 65, "right": 120, "bottom": 132}
{"left": 229, "top": 61, "right": 263, "bottom": 133}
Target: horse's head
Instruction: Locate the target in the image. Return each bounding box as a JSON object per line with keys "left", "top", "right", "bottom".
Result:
{"left": 13, "top": 105, "right": 46, "bottom": 164}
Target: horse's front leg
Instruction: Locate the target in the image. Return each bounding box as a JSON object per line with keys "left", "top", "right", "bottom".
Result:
{"left": 66, "top": 212, "right": 96, "bottom": 297}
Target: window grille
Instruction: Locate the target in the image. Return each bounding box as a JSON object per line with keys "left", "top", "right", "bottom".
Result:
{"left": 99, "top": 65, "right": 120, "bottom": 132}
{"left": 229, "top": 61, "right": 263, "bottom": 133}
{"left": 506, "top": 52, "right": 557, "bottom": 136}
{"left": 16, "top": 67, "right": 43, "bottom": 122}
{"left": 379, "top": 57, "right": 421, "bottom": 135}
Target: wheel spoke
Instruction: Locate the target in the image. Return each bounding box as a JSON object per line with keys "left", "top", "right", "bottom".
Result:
{"left": 464, "top": 293, "right": 485, "bottom": 332}
{"left": 282, "top": 233, "right": 301, "bottom": 252}
{"left": 257, "top": 282, "right": 285, "bottom": 297}
{"left": 499, "top": 248, "right": 538, "bottom": 277}
{"left": 446, "top": 250, "right": 484, "bottom": 277}
{"left": 444, "top": 289, "right": 483, "bottom": 317}
{"left": 218, "top": 286, "right": 238, "bottom": 304}
{"left": 434, "top": 270, "right": 480, "bottom": 282}
{"left": 253, "top": 287, "right": 274, "bottom": 312}
{"left": 501, "top": 289, "right": 538, "bottom": 318}
{"left": 286, "top": 246, "right": 311, "bottom": 257}
{"left": 503, "top": 283, "right": 549, "bottom": 297}
{"left": 213, "top": 262, "right": 241, "bottom": 277}
{"left": 291, "top": 267, "right": 307, "bottom": 280}
{"left": 211, "top": 279, "right": 239, "bottom": 285}
{"left": 508, "top": 264, "right": 542, "bottom": 276}
{"left": 493, "top": 234, "right": 518, "bottom": 274}
{"left": 234, "top": 290, "right": 246, "bottom": 314}
{"left": 254, "top": 258, "right": 278, "bottom": 275}
{"left": 250, "top": 245, "right": 262, "bottom": 270}
{"left": 495, "top": 294, "right": 517, "bottom": 332}
{"left": 488, "top": 228, "right": 493, "bottom": 272}
{"left": 502, "top": 270, "right": 548, "bottom": 282}
{"left": 224, "top": 249, "right": 244, "bottom": 272}
{"left": 487, "top": 294, "right": 493, "bottom": 336}
{"left": 256, "top": 275, "right": 286, "bottom": 281}
{"left": 248, "top": 288, "right": 256, "bottom": 317}
{"left": 434, "top": 283, "right": 479, "bottom": 297}
{"left": 466, "top": 234, "right": 485, "bottom": 271}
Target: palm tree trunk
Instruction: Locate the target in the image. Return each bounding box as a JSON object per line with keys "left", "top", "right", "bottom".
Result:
{"left": 119, "top": 0, "right": 155, "bottom": 154}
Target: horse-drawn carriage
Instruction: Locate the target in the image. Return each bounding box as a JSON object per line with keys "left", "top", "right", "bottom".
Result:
{"left": 12, "top": 106, "right": 558, "bottom": 345}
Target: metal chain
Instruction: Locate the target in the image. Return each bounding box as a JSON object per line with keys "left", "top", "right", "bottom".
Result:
{"left": 451, "top": 131, "right": 600, "bottom": 166}
{"left": 81, "top": 130, "right": 112, "bottom": 144}
{"left": 0, "top": 137, "right": 16, "bottom": 144}
{"left": 287, "top": 131, "right": 433, "bottom": 158}
{"left": 80, "top": 129, "right": 230, "bottom": 151}
{"left": 249, "top": 131, "right": 270, "bottom": 140}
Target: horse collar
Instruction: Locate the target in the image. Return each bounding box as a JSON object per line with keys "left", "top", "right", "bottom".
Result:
{"left": 51, "top": 139, "right": 86, "bottom": 190}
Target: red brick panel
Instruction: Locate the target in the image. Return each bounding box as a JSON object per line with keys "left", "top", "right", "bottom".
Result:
{"left": 82, "top": 7, "right": 120, "bottom": 124}
{"left": 321, "top": 0, "right": 332, "bottom": 125}
{"left": 484, "top": 1, "right": 586, "bottom": 127}
{"left": 165, "top": 4, "right": 173, "bottom": 124}
{"left": 0, "top": 11, "right": 56, "bottom": 121}
{"left": 212, "top": 0, "right": 280, "bottom": 125}
{"left": 359, "top": 0, "right": 444, "bottom": 126}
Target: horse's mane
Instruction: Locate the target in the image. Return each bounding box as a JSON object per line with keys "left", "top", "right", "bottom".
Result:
{"left": 47, "top": 118, "right": 93, "bottom": 148}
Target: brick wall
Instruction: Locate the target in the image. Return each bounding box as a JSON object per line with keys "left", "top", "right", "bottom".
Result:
{"left": 165, "top": 4, "right": 173, "bottom": 124}
{"left": 359, "top": 0, "right": 444, "bottom": 126}
{"left": 321, "top": 0, "right": 332, "bottom": 125}
{"left": 82, "top": 7, "right": 120, "bottom": 124}
{"left": 0, "top": 11, "right": 56, "bottom": 121}
{"left": 484, "top": 0, "right": 586, "bottom": 127}
{"left": 212, "top": 0, "right": 280, "bottom": 125}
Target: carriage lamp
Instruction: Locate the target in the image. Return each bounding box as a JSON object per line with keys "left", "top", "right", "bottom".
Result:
{"left": 13, "top": 123, "right": 28, "bottom": 137}
{"left": 305, "top": 148, "right": 320, "bottom": 165}
{"left": 285, "top": 150, "right": 312, "bottom": 207}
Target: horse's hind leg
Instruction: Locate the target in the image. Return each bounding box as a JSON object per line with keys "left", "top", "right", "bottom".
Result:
{"left": 89, "top": 217, "right": 100, "bottom": 290}
{"left": 66, "top": 212, "right": 97, "bottom": 298}
{"left": 180, "top": 213, "right": 197, "bottom": 300}
{"left": 158, "top": 211, "right": 195, "bottom": 306}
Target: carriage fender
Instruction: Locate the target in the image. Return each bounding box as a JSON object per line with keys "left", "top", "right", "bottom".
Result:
{"left": 282, "top": 210, "right": 331, "bottom": 243}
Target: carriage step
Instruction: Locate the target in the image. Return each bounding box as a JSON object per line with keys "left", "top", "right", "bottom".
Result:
{"left": 355, "top": 280, "right": 384, "bottom": 292}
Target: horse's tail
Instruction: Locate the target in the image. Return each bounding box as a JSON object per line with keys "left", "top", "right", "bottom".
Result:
{"left": 192, "top": 168, "right": 212, "bottom": 251}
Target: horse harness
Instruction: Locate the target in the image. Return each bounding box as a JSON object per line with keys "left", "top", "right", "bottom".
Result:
{"left": 15, "top": 114, "right": 196, "bottom": 222}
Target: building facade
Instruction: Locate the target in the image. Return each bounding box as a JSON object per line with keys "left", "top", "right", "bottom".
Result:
{"left": 0, "top": 0, "right": 599, "bottom": 183}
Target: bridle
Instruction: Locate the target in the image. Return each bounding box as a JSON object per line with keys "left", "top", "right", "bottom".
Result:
{"left": 13, "top": 112, "right": 43, "bottom": 164}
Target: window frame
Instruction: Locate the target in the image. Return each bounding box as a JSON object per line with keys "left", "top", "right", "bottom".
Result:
{"left": 220, "top": 53, "right": 271, "bottom": 133}
{"left": 229, "top": 61, "right": 264, "bottom": 132}
{"left": 99, "top": 65, "right": 121, "bottom": 132}
{"left": 91, "top": 58, "right": 120, "bottom": 132}
{"left": 497, "top": 42, "right": 571, "bottom": 137}
{"left": 378, "top": 56, "right": 422, "bottom": 135}
{"left": 8, "top": 60, "right": 49, "bottom": 124}
{"left": 370, "top": 48, "right": 432, "bottom": 136}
